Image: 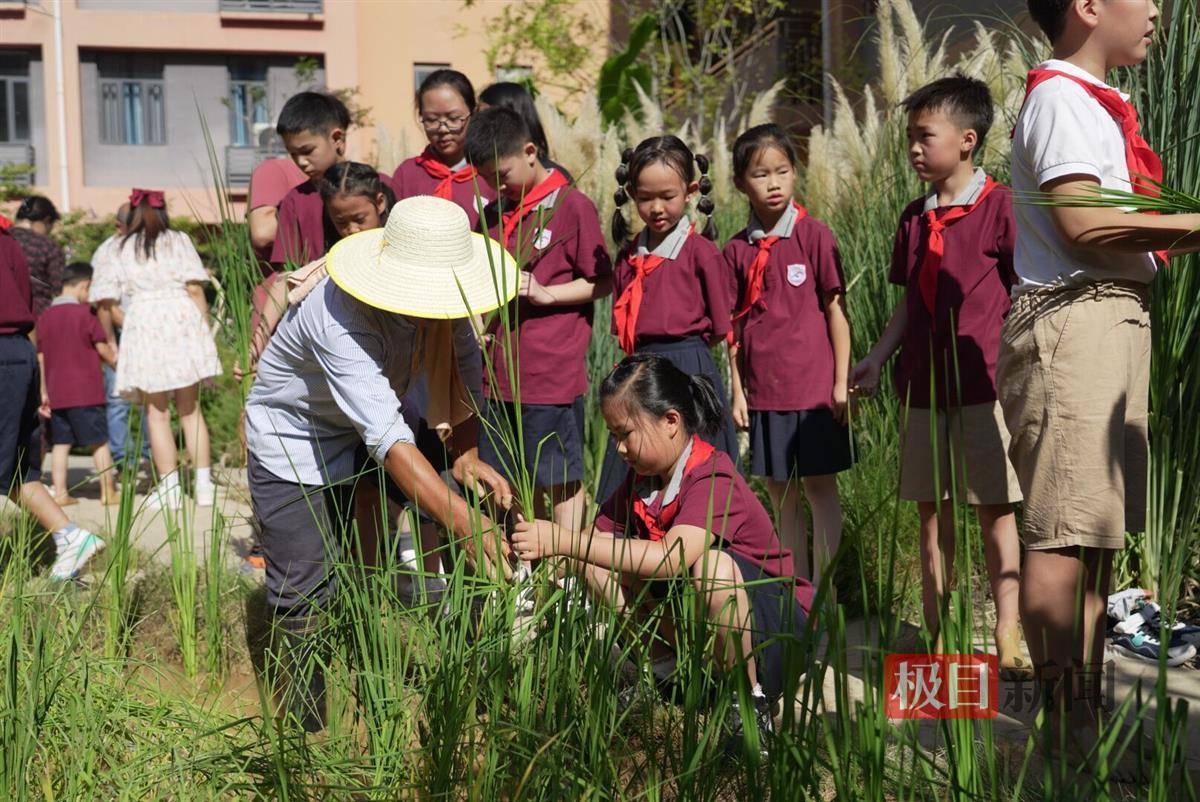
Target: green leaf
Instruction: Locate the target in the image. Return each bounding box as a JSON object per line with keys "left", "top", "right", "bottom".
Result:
{"left": 597, "top": 13, "right": 657, "bottom": 125}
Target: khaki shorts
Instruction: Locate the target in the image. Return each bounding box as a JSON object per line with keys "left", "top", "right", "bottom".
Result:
{"left": 996, "top": 281, "right": 1150, "bottom": 551}
{"left": 899, "top": 402, "right": 1022, "bottom": 505}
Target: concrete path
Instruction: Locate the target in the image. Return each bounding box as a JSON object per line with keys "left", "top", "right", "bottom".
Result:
{"left": 0, "top": 453, "right": 257, "bottom": 570}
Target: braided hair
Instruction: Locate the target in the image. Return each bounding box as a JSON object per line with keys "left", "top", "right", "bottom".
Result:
{"left": 611, "top": 135, "right": 717, "bottom": 245}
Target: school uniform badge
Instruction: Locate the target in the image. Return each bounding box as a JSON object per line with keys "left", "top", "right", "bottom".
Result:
{"left": 787, "top": 263, "right": 807, "bottom": 286}
{"left": 534, "top": 228, "right": 553, "bottom": 250}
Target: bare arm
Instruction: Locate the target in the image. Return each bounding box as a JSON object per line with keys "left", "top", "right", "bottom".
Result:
{"left": 383, "top": 441, "right": 511, "bottom": 579}
{"left": 729, "top": 337, "right": 748, "bottom": 430}
{"left": 249, "top": 276, "right": 290, "bottom": 366}
{"left": 521, "top": 274, "right": 613, "bottom": 306}
{"left": 95, "top": 341, "right": 117, "bottom": 367}
{"left": 513, "top": 519, "right": 710, "bottom": 579}
{"left": 248, "top": 206, "right": 279, "bottom": 252}
{"left": 36, "top": 354, "right": 50, "bottom": 416}
{"left": 850, "top": 299, "right": 908, "bottom": 397}
{"left": 186, "top": 282, "right": 209, "bottom": 319}
{"left": 1045, "top": 176, "right": 1200, "bottom": 254}
{"left": 826, "top": 291, "right": 852, "bottom": 423}
{"left": 96, "top": 301, "right": 118, "bottom": 346}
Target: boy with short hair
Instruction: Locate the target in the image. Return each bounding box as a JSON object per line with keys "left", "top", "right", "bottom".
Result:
{"left": 463, "top": 106, "right": 613, "bottom": 533}
{"left": 1, "top": 235, "right": 104, "bottom": 580}
{"left": 851, "top": 74, "right": 1026, "bottom": 673}
{"left": 36, "top": 262, "right": 118, "bottom": 506}
{"left": 1004, "top": 0, "right": 1200, "bottom": 758}
{"left": 270, "top": 92, "right": 351, "bottom": 267}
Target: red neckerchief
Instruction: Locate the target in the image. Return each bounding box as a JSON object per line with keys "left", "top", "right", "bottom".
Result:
{"left": 414, "top": 147, "right": 477, "bottom": 200}
{"left": 1023, "top": 69, "right": 1163, "bottom": 198}
{"left": 613, "top": 223, "right": 695, "bottom": 355}
{"left": 500, "top": 170, "right": 570, "bottom": 248}
{"left": 918, "top": 176, "right": 999, "bottom": 322}
{"left": 734, "top": 201, "right": 809, "bottom": 321}
{"left": 0, "top": 215, "right": 10, "bottom": 231}
{"left": 630, "top": 436, "right": 717, "bottom": 542}
{"left": 1021, "top": 68, "right": 1167, "bottom": 264}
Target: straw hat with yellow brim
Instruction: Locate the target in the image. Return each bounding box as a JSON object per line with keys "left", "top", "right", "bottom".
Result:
{"left": 326, "top": 195, "right": 518, "bottom": 319}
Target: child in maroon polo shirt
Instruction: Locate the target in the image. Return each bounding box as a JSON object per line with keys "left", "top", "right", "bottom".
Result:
{"left": 725, "top": 124, "right": 852, "bottom": 596}
{"left": 36, "top": 262, "right": 118, "bottom": 506}
{"left": 851, "top": 75, "right": 1026, "bottom": 674}
{"left": 464, "top": 106, "right": 612, "bottom": 534}
{"left": 599, "top": 135, "right": 738, "bottom": 503}
{"left": 270, "top": 92, "right": 353, "bottom": 268}
{"left": 392, "top": 69, "right": 495, "bottom": 228}
{"left": 512, "top": 354, "right": 812, "bottom": 749}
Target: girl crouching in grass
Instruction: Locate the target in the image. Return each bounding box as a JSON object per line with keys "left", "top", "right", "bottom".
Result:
{"left": 512, "top": 353, "right": 814, "bottom": 745}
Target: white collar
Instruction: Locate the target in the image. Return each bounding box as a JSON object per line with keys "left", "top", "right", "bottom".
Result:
{"left": 636, "top": 215, "right": 692, "bottom": 260}
{"left": 637, "top": 437, "right": 693, "bottom": 509}
{"left": 747, "top": 201, "right": 799, "bottom": 242}
{"left": 923, "top": 168, "right": 989, "bottom": 212}
{"left": 1038, "top": 59, "right": 1130, "bottom": 101}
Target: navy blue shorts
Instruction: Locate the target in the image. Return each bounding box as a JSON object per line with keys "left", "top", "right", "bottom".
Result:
{"left": 50, "top": 404, "right": 109, "bottom": 447}
{"left": 478, "top": 396, "right": 586, "bottom": 489}
{"left": 749, "top": 408, "right": 853, "bottom": 480}
{"left": 0, "top": 334, "right": 43, "bottom": 491}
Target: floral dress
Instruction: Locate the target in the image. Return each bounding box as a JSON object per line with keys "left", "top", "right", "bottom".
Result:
{"left": 89, "top": 229, "right": 222, "bottom": 399}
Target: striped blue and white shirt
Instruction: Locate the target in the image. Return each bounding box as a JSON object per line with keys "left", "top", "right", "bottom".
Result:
{"left": 245, "top": 276, "right": 482, "bottom": 486}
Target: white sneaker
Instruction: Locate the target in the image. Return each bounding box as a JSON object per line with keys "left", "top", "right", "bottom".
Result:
{"left": 195, "top": 482, "right": 215, "bottom": 507}
{"left": 145, "top": 481, "right": 183, "bottom": 511}
{"left": 50, "top": 529, "right": 105, "bottom": 580}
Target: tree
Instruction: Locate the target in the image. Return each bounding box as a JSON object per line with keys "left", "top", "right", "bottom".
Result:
{"left": 461, "top": 0, "right": 605, "bottom": 102}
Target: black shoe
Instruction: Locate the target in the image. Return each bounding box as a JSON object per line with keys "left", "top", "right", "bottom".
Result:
{"left": 722, "top": 693, "right": 775, "bottom": 761}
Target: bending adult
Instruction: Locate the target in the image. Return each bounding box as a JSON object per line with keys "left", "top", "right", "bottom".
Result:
{"left": 11, "top": 195, "right": 66, "bottom": 318}
{"left": 90, "top": 189, "right": 222, "bottom": 509}
{"left": 244, "top": 195, "right": 516, "bottom": 729}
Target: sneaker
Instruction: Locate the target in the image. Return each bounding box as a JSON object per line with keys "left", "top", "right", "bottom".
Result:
{"left": 195, "top": 482, "right": 215, "bottom": 507}
{"left": 722, "top": 693, "right": 775, "bottom": 761}
{"left": 145, "top": 481, "right": 182, "bottom": 511}
{"left": 50, "top": 529, "right": 106, "bottom": 580}
{"left": 1110, "top": 630, "right": 1196, "bottom": 666}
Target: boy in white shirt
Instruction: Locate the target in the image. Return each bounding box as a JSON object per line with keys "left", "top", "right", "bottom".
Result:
{"left": 1004, "top": 0, "right": 1200, "bottom": 765}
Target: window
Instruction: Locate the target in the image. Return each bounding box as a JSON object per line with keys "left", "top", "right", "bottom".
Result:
{"left": 0, "top": 52, "right": 31, "bottom": 144}
{"left": 229, "top": 61, "right": 269, "bottom": 147}
{"left": 413, "top": 62, "right": 450, "bottom": 92}
{"left": 97, "top": 54, "right": 166, "bottom": 145}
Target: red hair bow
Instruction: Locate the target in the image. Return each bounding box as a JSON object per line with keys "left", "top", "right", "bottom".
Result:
{"left": 129, "top": 188, "right": 166, "bottom": 209}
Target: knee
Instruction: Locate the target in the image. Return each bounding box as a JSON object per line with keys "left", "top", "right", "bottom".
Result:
{"left": 690, "top": 549, "right": 742, "bottom": 588}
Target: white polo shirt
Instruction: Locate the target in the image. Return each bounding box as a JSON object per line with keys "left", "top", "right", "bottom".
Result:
{"left": 1010, "top": 59, "right": 1157, "bottom": 294}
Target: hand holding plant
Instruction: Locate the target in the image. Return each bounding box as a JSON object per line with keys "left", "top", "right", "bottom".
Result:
{"left": 452, "top": 449, "right": 514, "bottom": 510}
{"left": 849, "top": 356, "right": 882, "bottom": 398}
{"left": 511, "top": 517, "right": 572, "bottom": 561}
{"left": 519, "top": 272, "right": 556, "bottom": 306}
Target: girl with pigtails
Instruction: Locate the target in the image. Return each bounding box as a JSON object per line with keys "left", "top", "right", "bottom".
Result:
{"left": 597, "top": 136, "right": 739, "bottom": 500}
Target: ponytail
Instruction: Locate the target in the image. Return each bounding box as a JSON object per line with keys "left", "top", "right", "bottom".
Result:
{"left": 611, "top": 137, "right": 718, "bottom": 245}
{"left": 600, "top": 353, "right": 722, "bottom": 437}
{"left": 695, "top": 153, "right": 717, "bottom": 241}
{"left": 611, "top": 147, "right": 634, "bottom": 244}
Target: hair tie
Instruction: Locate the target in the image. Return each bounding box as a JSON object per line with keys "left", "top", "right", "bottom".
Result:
{"left": 129, "top": 188, "right": 166, "bottom": 209}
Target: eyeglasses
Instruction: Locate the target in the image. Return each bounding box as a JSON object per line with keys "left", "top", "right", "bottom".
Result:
{"left": 420, "top": 114, "right": 470, "bottom": 133}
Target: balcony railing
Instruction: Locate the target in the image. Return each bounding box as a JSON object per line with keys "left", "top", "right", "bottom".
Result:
{"left": 0, "top": 143, "right": 35, "bottom": 186}
{"left": 219, "top": 0, "right": 323, "bottom": 13}
{"left": 225, "top": 144, "right": 287, "bottom": 188}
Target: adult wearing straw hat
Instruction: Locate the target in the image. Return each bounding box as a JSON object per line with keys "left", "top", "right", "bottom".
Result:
{"left": 244, "top": 195, "right": 518, "bottom": 730}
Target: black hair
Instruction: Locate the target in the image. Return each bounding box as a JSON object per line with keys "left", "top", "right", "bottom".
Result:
{"left": 463, "top": 106, "right": 532, "bottom": 170}
{"left": 901, "top": 73, "right": 994, "bottom": 155}
{"left": 612, "top": 135, "right": 717, "bottom": 244}
{"left": 15, "top": 195, "right": 60, "bottom": 225}
{"left": 732, "top": 123, "right": 798, "bottom": 179}
{"left": 318, "top": 162, "right": 395, "bottom": 224}
{"left": 1027, "top": 0, "right": 1074, "bottom": 42}
{"left": 416, "top": 68, "right": 477, "bottom": 113}
{"left": 479, "top": 82, "right": 550, "bottom": 158}
{"left": 600, "top": 353, "right": 724, "bottom": 437}
{"left": 62, "top": 262, "right": 93, "bottom": 286}
{"left": 276, "top": 91, "right": 352, "bottom": 137}
{"left": 122, "top": 197, "right": 171, "bottom": 261}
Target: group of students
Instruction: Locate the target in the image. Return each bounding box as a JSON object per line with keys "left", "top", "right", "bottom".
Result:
{"left": 2, "top": 0, "right": 1194, "bottom": 762}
